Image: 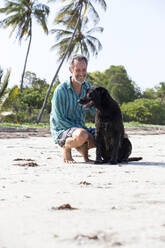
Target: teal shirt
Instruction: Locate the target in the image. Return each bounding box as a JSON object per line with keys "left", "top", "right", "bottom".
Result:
{"left": 50, "top": 79, "right": 95, "bottom": 144}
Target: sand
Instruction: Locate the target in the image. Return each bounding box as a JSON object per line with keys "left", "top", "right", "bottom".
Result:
{"left": 0, "top": 132, "right": 165, "bottom": 248}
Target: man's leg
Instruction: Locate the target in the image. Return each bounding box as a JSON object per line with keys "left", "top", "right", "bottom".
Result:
{"left": 76, "top": 132, "right": 95, "bottom": 161}
{"left": 62, "top": 146, "right": 75, "bottom": 164}
{"left": 63, "top": 128, "right": 95, "bottom": 163}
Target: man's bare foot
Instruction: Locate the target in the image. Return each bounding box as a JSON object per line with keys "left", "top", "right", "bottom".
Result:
{"left": 63, "top": 147, "right": 76, "bottom": 164}
{"left": 84, "top": 158, "right": 94, "bottom": 163}
{"left": 64, "top": 158, "right": 76, "bottom": 164}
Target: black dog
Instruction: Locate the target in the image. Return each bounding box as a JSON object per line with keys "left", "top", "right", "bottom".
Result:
{"left": 78, "top": 86, "right": 142, "bottom": 164}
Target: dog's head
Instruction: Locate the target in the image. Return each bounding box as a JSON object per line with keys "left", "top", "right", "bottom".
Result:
{"left": 78, "top": 86, "right": 110, "bottom": 109}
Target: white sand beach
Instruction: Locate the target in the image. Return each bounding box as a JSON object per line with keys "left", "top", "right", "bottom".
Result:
{"left": 0, "top": 131, "right": 165, "bottom": 248}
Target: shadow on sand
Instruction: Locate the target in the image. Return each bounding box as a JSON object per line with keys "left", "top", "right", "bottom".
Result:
{"left": 125, "top": 161, "right": 165, "bottom": 167}
{"left": 72, "top": 161, "right": 165, "bottom": 167}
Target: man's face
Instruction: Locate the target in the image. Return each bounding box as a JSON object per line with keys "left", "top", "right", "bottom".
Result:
{"left": 69, "top": 59, "right": 87, "bottom": 84}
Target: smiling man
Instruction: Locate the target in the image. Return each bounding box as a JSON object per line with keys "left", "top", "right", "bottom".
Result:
{"left": 50, "top": 54, "right": 96, "bottom": 163}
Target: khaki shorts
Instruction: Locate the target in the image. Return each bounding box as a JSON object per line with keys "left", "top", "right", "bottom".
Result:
{"left": 58, "top": 127, "right": 95, "bottom": 147}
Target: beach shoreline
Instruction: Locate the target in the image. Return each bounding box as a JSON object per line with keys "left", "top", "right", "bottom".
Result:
{"left": 1, "top": 126, "right": 165, "bottom": 139}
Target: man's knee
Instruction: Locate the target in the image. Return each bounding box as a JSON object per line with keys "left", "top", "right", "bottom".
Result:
{"left": 72, "top": 128, "right": 89, "bottom": 143}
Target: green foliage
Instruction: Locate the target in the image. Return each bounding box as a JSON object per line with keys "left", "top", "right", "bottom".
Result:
{"left": 86, "top": 71, "right": 105, "bottom": 86}
{"left": 87, "top": 65, "right": 141, "bottom": 104}
{"left": 1, "top": 86, "right": 19, "bottom": 110}
{"left": 142, "top": 82, "right": 165, "bottom": 103}
{"left": 121, "top": 98, "right": 165, "bottom": 125}
{"left": 105, "top": 66, "right": 141, "bottom": 104}
{"left": 0, "top": 69, "right": 19, "bottom": 122}
{"left": 1, "top": 71, "right": 60, "bottom": 123}
{"left": 155, "top": 82, "right": 165, "bottom": 103}
{"left": 142, "top": 88, "right": 157, "bottom": 99}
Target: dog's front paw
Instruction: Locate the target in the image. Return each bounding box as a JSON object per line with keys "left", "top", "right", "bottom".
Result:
{"left": 110, "top": 160, "right": 117, "bottom": 165}
{"left": 94, "top": 160, "right": 103, "bottom": 164}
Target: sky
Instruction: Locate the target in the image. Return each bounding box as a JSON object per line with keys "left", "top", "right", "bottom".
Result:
{"left": 0, "top": 0, "right": 165, "bottom": 91}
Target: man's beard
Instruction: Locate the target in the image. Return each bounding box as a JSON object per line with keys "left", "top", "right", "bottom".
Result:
{"left": 72, "top": 75, "right": 85, "bottom": 85}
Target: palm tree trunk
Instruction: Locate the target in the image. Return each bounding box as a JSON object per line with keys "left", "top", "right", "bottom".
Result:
{"left": 20, "top": 25, "right": 32, "bottom": 91}
{"left": 36, "top": 4, "right": 83, "bottom": 123}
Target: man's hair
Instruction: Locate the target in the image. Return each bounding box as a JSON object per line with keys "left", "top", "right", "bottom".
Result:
{"left": 69, "top": 54, "right": 88, "bottom": 67}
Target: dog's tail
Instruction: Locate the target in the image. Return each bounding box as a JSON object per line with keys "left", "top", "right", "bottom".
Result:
{"left": 128, "top": 157, "right": 143, "bottom": 162}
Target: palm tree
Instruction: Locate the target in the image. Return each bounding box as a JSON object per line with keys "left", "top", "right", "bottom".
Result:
{"left": 0, "top": 0, "right": 49, "bottom": 91}
{"left": 0, "top": 68, "right": 19, "bottom": 117}
{"left": 37, "top": 0, "right": 107, "bottom": 123}
{"left": 51, "top": 17, "right": 103, "bottom": 61}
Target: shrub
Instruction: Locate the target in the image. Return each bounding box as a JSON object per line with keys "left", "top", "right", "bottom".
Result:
{"left": 121, "top": 98, "right": 165, "bottom": 125}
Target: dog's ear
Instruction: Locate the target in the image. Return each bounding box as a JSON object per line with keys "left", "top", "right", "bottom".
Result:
{"left": 100, "top": 88, "right": 110, "bottom": 103}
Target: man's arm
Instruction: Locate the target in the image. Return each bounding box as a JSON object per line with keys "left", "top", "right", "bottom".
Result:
{"left": 51, "top": 87, "right": 82, "bottom": 130}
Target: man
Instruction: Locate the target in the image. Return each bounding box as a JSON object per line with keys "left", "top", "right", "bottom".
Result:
{"left": 50, "top": 54, "right": 96, "bottom": 163}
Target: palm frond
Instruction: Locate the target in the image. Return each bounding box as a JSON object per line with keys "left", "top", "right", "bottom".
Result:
{"left": 0, "top": 68, "right": 3, "bottom": 81}
{"left": 1, "top": 85, "right": 19, "bottom": 110}
{"left": 87, "top": 2, "right": 100, "bottom": 24}
{"left": 19, "top": 17, "right": 31, "bottom": 39}
{"left": 51, "top": 37, "right": 71, "bottom": 51}
{"left": 51, "top": 28, "right": 73, "bottom": 41}
{"left": 33, "top": 4, "right": 49, "bottom": 34}
{"left": 86, "top": 37, "right": 102, "bottom": 55}
{"left": 80, "top": 40, "right": 90, "bottom": 59}
{"left": 82, "top": 2, "right": 87, "bottom": 18}
{"left": 94, "top": 0, "right": 107, "bottom": 11}
{"left": 87, "top": 35, "right": 103, "bottom": 50}
{"left": 55, "top": 3, "right": 74, "bottom": 22}
{"left": 55, "top": 1, "right": 81, "bottom": 27}
{"left": 87, "top": 26, "right": 104, "bottom": 35}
